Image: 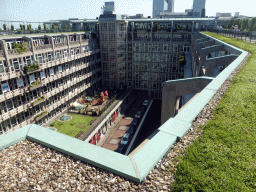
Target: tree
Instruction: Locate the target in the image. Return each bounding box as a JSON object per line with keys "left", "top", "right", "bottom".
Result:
{"left": 237, "top": 19, "right": 242, "bottom": 29}
{"left": 11, "top": 25, "right": 14, "bottom": 31}
{"left": 57, "top": 23, "right": 61, "bottom": 32}
{"left": 64, "top": 24, "right": 67, "bottom": 31}
{"left": 43, "top": 23, "right": 47, "bottom": 31}
{"left": 3, "top": 24, "right": 7, "bottom": 31}
{"left": 227, "top": 18, "right": 235, "bottom": 29}
{"left": 38, "top": 24, "right": 41, "bottom": 31}
{"left": 51, "top": 23, "right": 55, "bottom": 31}
{"left": 249, "top": 17, "right": 256, "bottom": 31}
{"left": 20, "top": 24, "right": 23, "bottom": 30}
{"left": 23, "top": 25, "right": 25, "bottom": 31}
{"left": 242, "top": 19, "right": 249, "bottom": 31}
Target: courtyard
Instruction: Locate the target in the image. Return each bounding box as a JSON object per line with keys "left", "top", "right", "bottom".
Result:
{"left": 49, "top": 114, "right": 96, "bottom": 138}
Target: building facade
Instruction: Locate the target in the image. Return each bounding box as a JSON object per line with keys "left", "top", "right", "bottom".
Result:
{"left": 0, "top": 2, "right": 218, "bottom": 134}
{"left": 0, "top": 32, "right": 101, "bottom": 134}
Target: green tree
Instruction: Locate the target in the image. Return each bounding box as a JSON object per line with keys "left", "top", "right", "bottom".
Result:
{"left": 43, "top": 23, "right": 47, "bottom": 31}
{"left": 227, "top": 18, "right": 235, "bottom": 29}
{"left": 237, "top": 19, "right": 242, "bottom": 29}
{"left": 249, "top": 17, "right": 256, "bottom": 31}
{"left": 27, "top": 24, "right": 30, "bottom": 31}
{"left": 38, "top": 24, "right": 41, "bottom": 31}
{"left": 64, "top": 24, "right": 67, "bottom": 31}
{"left": 11, "top": 25, "right": 14, "bottom": 31}
{"left": 20, "top": 24, "right": 23, "bottom": 30}
{"left": 57, "top": 23, "right": 61, "bottom": 32}
{"left": 23, "top": 25, "right": 25, "bottom": 31}
{"left": 51, "top": 23, "right": 55, "bottom": 31}
{"left": 3, "top": 24, "right": 7, "bottom": 31}
{"left": 242, "top": 18, "right": 249, "bottom": 31}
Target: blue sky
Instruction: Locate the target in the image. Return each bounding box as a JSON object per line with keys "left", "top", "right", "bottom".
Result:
{"left": 0, "top": 0, "right": 255, "bottom": 29}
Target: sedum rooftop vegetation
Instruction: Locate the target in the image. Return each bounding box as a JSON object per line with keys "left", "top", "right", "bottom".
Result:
{"left": 171, "top": 32, "right": 256, "bottom": 191}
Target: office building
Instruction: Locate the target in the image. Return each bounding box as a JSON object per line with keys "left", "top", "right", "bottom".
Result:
{"left": 0, "top": 1, "right": 217, "bottom": 134}
{"left": 192, "top": 0, "right": 206, "bottom": 17}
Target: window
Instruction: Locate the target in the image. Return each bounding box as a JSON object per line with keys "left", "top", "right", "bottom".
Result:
{"left": 152, "top": 54, "right": 158, "bottom": 62}
{"left": 55, "top": 51, "right": 61, "bottom": 59}
{"left": 141, "top": 63, "right": 148, "bottom": 71}
{"left": 144, "top": 53, "right": 150, "bottom": 62}
{"left": 0, "top": 61, "right": 6, "bottom": 73}
{"left": 151, "top": 82, "right": 157, "bottom": 90}
{"left": 173, "top": 55, "right": 177, "bottom": 63}
{"left": 36, "top": 54, "right": 44, "bottom": 64}
{"left": 135, "top": 72, "right": 140, "bottom": 80}
{"left": 163, "top": 44, "right": 168, "bottom": 52}
{"left": 134, "top": 43, "right": 140, "bottom": 52}
{"left": 160, "top": 64, "right": 167, "bottom": 72}
{"left": 134, "top": 53, "right": 140, "bottom": 61}
{"left": 157, "top": 44, "right": 162, "bottom": 52}
{"left": 144, "top": 44, "right": 149, "bottom": 52}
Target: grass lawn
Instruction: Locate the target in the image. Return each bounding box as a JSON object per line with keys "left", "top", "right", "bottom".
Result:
{"left": 49, "top": 114, "right": 95, "bottom": 138}
{"left": 171, "top": 32, "right": 256, "bottom": 191}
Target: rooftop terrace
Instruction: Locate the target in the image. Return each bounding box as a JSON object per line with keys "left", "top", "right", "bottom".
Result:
{"left": 0, "top": 31, "right": 252, "bottom": 190}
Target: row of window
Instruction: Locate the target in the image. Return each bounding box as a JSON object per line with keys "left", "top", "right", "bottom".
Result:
{"left": 133, "top": 53, "right": 179, "bottom": 63}
{"left": 133, "top": 71, "right": 180, "bottom": 81}
{"left": 133, "top": 43, "right": 190, "bottom": 53}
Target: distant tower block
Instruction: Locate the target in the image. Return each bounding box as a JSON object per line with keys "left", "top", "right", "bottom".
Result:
{"left": 167, "top": 0, "right": 174, "bottom": 12}
{"left": 193, "top": 0, "right": 206, "bottom": 17}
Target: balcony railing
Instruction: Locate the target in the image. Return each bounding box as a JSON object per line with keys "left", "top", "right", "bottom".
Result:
{"left": 54, "top": 42, "right": 67, "bottom": 48}
{"left": 69, "top": 41, "right": 80, "bottom": 46}
{"left": 34, "top": 44, "right": 52, "bottom": 51}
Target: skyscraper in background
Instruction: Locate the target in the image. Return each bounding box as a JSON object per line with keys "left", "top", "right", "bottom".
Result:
{"left": 167, "top": 0, "right": 174, "bottom": 13}
{"left": 192, "top": 0, "right": 206, "bottom": 17}
{"left": 152, "top": 0, "right": 169, "bottom": 18}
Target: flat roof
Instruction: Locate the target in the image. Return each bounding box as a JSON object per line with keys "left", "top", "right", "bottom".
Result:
{"left": 0, "top": 32, "right": 90, "bottom": 40}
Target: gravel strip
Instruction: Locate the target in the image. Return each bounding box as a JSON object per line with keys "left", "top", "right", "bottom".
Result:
{"left": 0, "top": 53, "right": 250, "bottom": 192}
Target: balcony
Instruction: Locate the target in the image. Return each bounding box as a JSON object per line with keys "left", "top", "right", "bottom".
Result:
{"left": 32, "top": 96, "right": 46, "bottom": 107}
{"left": 54, "top": 42, "right": 67, "bottom": 49}
{"left": 29, "top": 81, "right": 42, "bottom": 91}
{"left": 34, "top": 44, "right": 52, "bottom": 51}
{"left": 7, "top": 44, "right": 32, "bottom": 56}
{"left": 69, "top": 41, "right": 80, "bottom": 47}
{"left": 24, "top": 63, "right": 41, "bottom": 74}
{"left": 81, "top": 39, "right": 89, "bottom": 45}
{"left": 0, "top": 50, "right": 4, "bottom": 57}
{"left": 34, "top": 111, "right": 48, "bottom": 122}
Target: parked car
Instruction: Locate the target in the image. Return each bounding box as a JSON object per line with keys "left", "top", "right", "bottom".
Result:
{"left": 141, "top": 106, "right": 146, "bottom": 112}
{"left": 135, "top": 111, "right": 142, "bottom": 119}
{"left": 121, "top": 133, "right": 130, "bottom": 145}
{"left": 142, "top": 100, "right": 149, "bottom": 106}
{"left": 131, "top": 118, "right": 138, "bottom": 126}
{"left": 115, "top": 144, "right": 125, "bottom": 154}
{"left": 127, "top": 126, "right": 134, "bottom": 134}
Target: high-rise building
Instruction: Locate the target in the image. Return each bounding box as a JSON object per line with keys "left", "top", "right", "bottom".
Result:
{"left": 167, "top": 0, "right": 175, "bottom": 13}
{"left": 152, "top": 0, "right": 169, "bottom": 18}
{"left": 192, "top": 0, "right": 206, "bottom": 17}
